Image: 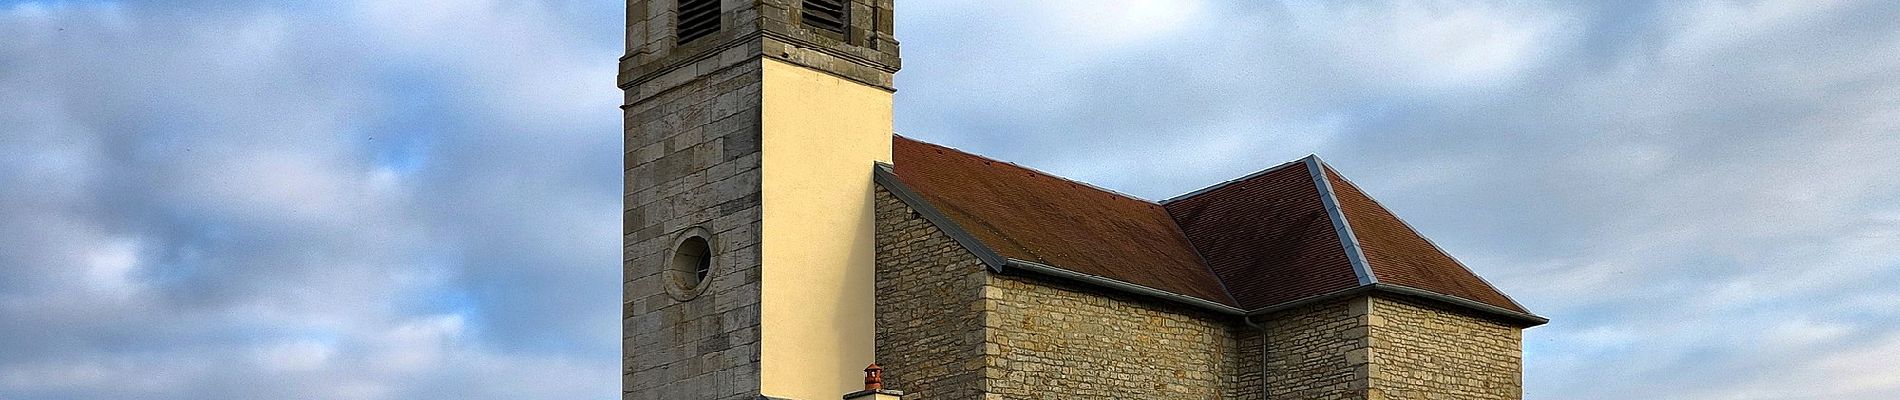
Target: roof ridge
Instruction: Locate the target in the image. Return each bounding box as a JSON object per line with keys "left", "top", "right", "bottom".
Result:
{"left": 1161, "top": 156, "right": 1313, "bottom": 204}
{"left": 897, "top": 136, "right": 1161, "bottom": 205}
{"left": 1307, "top": 156, "right": 1377, "bottom": 286}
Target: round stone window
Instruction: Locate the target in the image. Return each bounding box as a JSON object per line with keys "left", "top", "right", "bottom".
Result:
{"left": 664, "top": 228, "right": 716, "bottom": 301}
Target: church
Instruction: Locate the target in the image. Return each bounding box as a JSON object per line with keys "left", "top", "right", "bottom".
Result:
{"left": 622, "top": 1, "right": 1545, "bottom": 399}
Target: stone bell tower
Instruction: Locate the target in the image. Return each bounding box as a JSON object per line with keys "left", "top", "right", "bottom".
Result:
{"left": 622, "top": 0, "right": 900, "bottom": 399}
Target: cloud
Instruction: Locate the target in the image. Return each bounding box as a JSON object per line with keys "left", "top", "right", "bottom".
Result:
{"left": 3, "top": 0, "right": 1898, "bottom": 399}
{"left": 898, "top": 0, "right": 1900, "bottom": 399}
{"left": 1282, "top": 1, "right": 1581, "bottom": 90}
{"left": 0, "top": 0, "right": 620, "bottom": 398}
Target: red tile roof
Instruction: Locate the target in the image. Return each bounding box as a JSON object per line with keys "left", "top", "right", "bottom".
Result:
{"left": 1163, "top": 161, "right": 1361, "bottom": 310}
{"left": 890, "top": 137, "right": 1235, "bottom": 306}
{"left": 1321, "top": 167, "right": 1529, "bottom": 314}
{"left": 884, "top": 136, "right": 1539, "bottom": 324}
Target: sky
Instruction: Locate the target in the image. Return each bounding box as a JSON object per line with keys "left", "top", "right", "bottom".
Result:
{"left": 1, "top": 0, "right": 1897, "bottom": 399}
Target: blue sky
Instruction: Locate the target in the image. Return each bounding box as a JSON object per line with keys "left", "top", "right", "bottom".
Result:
{"left": 2, "top": 0, "right": 1898, "bottom": 399}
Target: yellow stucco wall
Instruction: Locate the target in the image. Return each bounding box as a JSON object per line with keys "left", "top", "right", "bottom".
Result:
{"left": 758, "top": 58, "right": 894, "bottom": 400}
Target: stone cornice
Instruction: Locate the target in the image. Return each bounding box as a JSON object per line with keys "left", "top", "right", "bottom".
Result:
{"left": 619, "top": 30, "right": 897, "bottom": 94}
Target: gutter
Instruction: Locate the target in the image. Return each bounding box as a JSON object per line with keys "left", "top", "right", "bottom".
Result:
{"left": 1369, "top": 283, "right": 1549, "bottom": 327}
{"left": 1002, "top": 260, "right": 1558, "bottom": 326}
{"left": 1238, "top": 284, "right": 1547, "bottom": 327}
{"left": 1000, "top": 259, "right": 1248, "bottom": 316}
{"left": 1241, "top": 315, "right": 1271, "bottom": 399}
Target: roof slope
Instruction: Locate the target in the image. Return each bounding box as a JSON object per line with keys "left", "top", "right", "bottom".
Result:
{"left": 1162, "top": 160, "right": 1360, "bottom": 310}
{"left": 890, "top": 136, "right": 1236, "bottom": 306}
{"left": 882, "top": 136, "right": 1539, "bottom": 324}
{"left": 1319, "top": 166, "right": 1529, "bottom": 314}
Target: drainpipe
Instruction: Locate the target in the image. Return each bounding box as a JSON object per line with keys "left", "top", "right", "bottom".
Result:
{"left": 1242, "top": 315, "right": 1270, "bottom": 399}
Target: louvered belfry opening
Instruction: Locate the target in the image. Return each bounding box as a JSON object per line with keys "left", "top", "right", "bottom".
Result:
{"left": 676, "top": 0, "right": 720, "bottom": 44}
{"left": 801, "top": 0, "right": 848, "bottom": 33}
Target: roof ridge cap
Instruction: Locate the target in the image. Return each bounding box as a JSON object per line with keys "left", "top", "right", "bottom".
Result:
{"left": 1308, "top": 156, "right": 1377, "bottom": 286}
{"left": 1161, "top": 155, "right": 1314, "bottom": 204}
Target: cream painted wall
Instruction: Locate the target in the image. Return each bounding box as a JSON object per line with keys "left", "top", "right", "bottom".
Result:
{"left": 758, "top": 58, "right": 894, "bottom": 400}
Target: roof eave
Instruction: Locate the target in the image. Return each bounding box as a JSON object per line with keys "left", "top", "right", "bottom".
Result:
{"left": 1002, "top": 259, "right": 1248, "bottom": 316}
{"left": 877, "top": 161, "right": 1548, "bottom": 328}
{"left": 1240, "top": 284, "right": 1548, "bottom": 327}
{"left": 877, "top": 162, "right": 1248, "bottom": 315}
{"left": 1310, "top": 159, "right": 1541, "bottom": 318}
{"left": 1369, "top": 284, "right": 1549, "bottom": 327}
{"left": 873, "top": 162, "right": 1008, "bottom": 272}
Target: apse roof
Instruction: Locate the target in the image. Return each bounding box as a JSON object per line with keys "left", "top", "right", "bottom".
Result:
{"left": 879, "top": 136, "right": 1543, "bottom": 326}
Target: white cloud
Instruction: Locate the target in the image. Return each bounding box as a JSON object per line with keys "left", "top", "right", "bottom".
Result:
{"left": 901, "top": 1, "right": 1900, "bottom": 399}
{"left": 4, "top": 0, "right": 1899, "bottom": 399}
{"left": 0, "top": 0, "right": 620, "bottom": 399}
{"left": 1037, "top": 0, "right": 1211, "bottom": 49}
{"left": 373, "top": 315, "right": 465, "bottom": 373}
{"left": 84, "top": 237, "right": 143, "bottom": 291}
{"left": 254, "top": 340, "right": 336, "bottom": 372}
{"left": 1284, "top": 0, "right": 1580, "bottom": 90}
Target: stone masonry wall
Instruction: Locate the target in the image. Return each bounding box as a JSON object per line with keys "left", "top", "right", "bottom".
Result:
{"left": 981, "top": 274, "right": 1247, "bottom": 400}
{"left": 1261, "top": 298, "right": 1368, "bottom": 400}
{"left": 873, "top": 188, "right": 989, "bottom": 399}
{"left": 623, "top": 58, "right": 764, "bottom": 400}
{"left": 868, "top": 187, "right": 1524, "bottom": 400}
{"left": 1228, "top": 325, "right": 1264, "bottom": 400}
{"left": 1366, "top": 295, "right": 1523, "bottom": 400}
{"left": 875, "top": 188, "right": 1264, "bottom": 400}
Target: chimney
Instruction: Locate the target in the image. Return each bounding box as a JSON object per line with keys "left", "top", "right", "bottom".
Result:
{"left": 843, "top": 364, "right": 903, "bottom": 400}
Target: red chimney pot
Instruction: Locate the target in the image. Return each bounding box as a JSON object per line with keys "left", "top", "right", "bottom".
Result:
{"left": 863, "top": 363, "right": 884, "bottom": 391}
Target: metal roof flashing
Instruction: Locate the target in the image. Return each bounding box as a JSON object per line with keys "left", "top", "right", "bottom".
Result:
{"left": 872, "top": 163, "right": 1008, "bottom": 272}
{"left": 1308, "top": 156, "right": 1378, "bottom": 286}
{"left": 1161, "top": 156, "right": 1314, "bottom": 205}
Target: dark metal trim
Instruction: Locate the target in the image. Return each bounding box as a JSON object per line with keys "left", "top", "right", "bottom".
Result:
{"left": 1242, "top": 286, "right": 1376, "bottom": 317}
{"left": 1239, "top": 315, "right": 1271, "bottom": 399}
{"left": 1371, "top": 283, "right": 1549, "bottom": 327}
{"left": 1002, "top": 259, "right": 1248, "bottom": 315}
{"left": 1238, "top": 284, "right": 1546, "bottom": 327}
{"left": 872, "top": 163, "right": 1007, "bottom": 272}
{"left": 1160, "top": 156, "right": 1309, "bottom": 204}
{"left": 1308, "top": 156, "right": 1376, "bottom": 286}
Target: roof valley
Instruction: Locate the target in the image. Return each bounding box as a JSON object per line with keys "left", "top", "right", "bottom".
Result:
{"left": 1161, "top": 204, "right": 1243, "bottom": 307}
